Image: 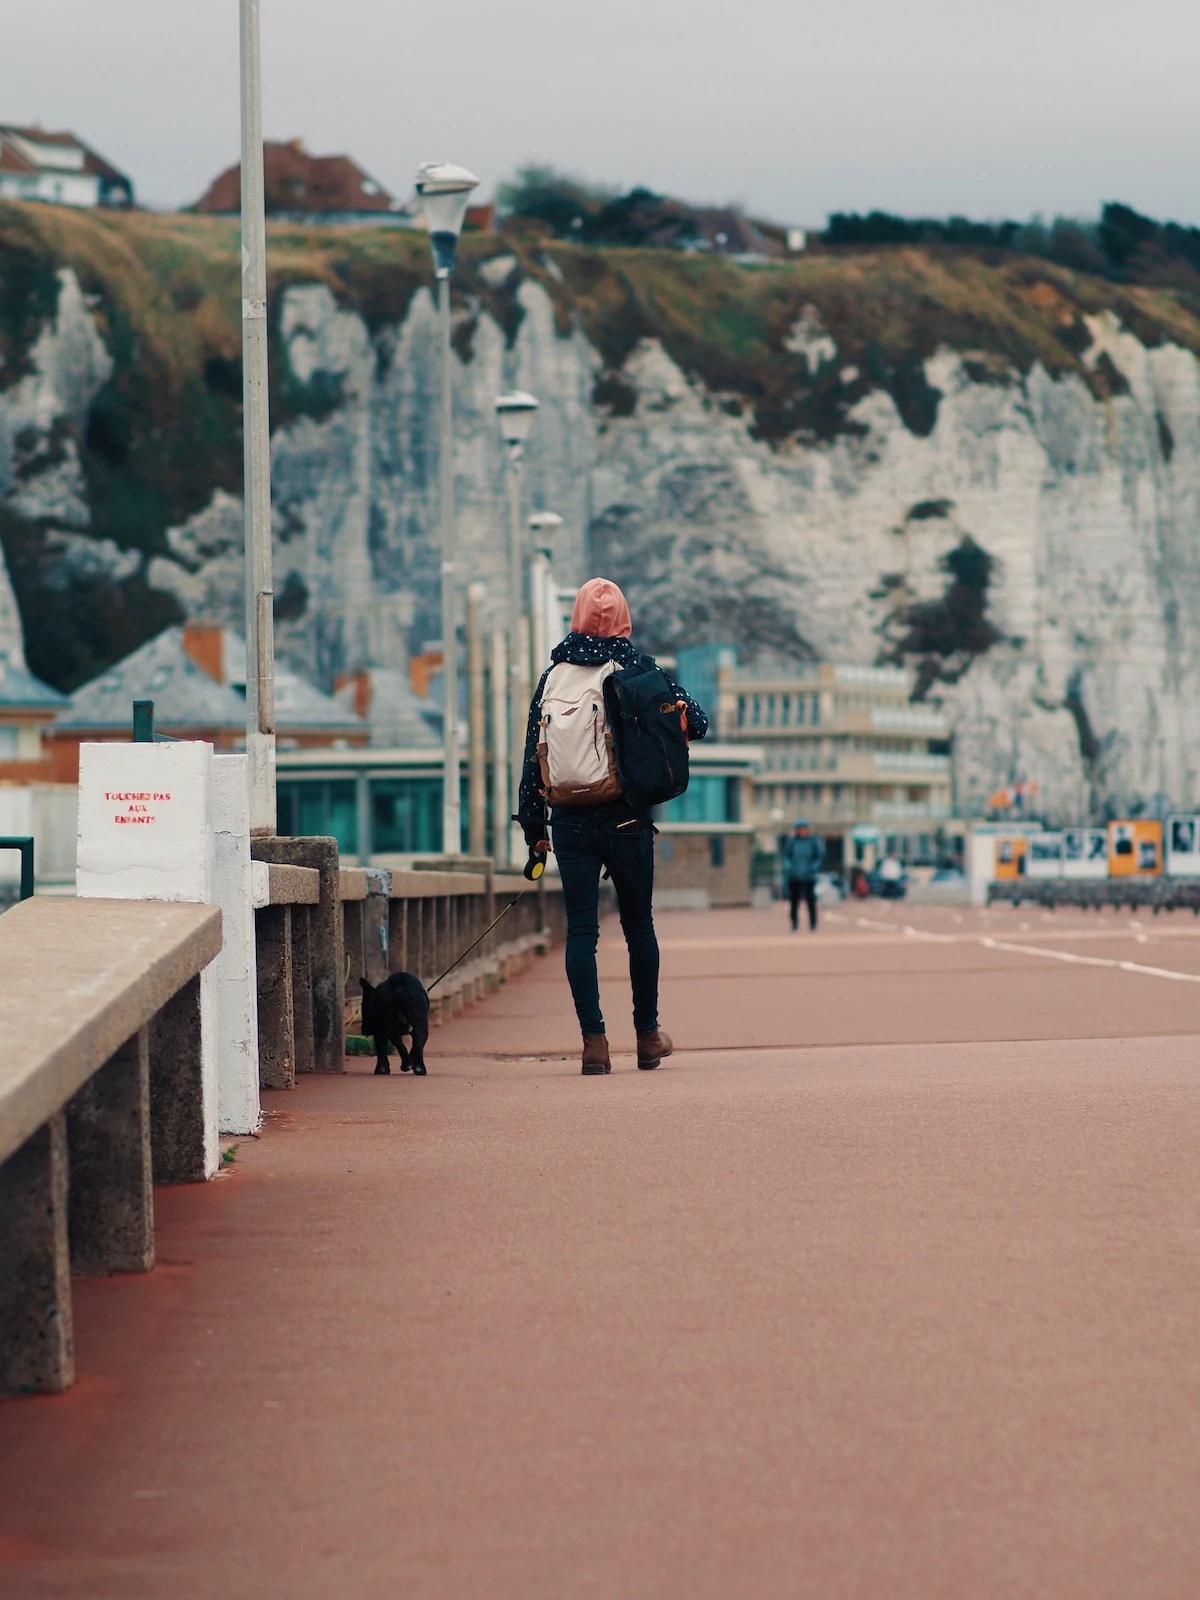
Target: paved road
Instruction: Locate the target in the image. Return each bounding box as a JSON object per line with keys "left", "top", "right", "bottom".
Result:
{"left": 3, "top": 902, "right": 1200, "bottom": 1598}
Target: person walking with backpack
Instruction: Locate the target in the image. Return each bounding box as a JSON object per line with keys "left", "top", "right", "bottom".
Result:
{"left": 518, "top": 578, "right": 708, "bottom": 1075}
{"left": 782, "top": 818, "right": 824, "bottom": 931}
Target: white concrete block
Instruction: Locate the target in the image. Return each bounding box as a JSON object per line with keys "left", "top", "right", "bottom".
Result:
{"left": 250, "top": 859, "right": 271, "bottom": 910}
{"left": 212, "top": 755, "right": 260, "bottom": 1136}
{"left": 76, "top": 742, "right": 220, "bottom": 1176}
{"left": 965, "top": 832, "right": 995, "bottom": 906}
{"left": 77, "top": 742, "right": 215, "bottom": 901}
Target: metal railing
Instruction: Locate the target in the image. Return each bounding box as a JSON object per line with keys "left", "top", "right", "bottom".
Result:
{"left": 0, "top": 836, "right": 34, "bottom": 902}
{"left": 873, "top": 751, "right": 951, "bottom": 775}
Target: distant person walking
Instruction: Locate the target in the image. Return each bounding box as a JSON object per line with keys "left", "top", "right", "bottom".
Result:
{"left": 782, "top": 819, "right": 824, "bottom": 931}
{"left": 517, "top": 578, "right": 708, "bottom": 1075}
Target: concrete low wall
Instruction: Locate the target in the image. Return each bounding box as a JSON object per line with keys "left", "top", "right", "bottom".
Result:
{"left": 0, "top": 898, "right": 222, "bottom": 1395}
{"left": 249, "top": 842, "right": 565, "bottom": 1091}
{"left": 0, "top": 843, "right": 568, "bottom": 1396}
{"left": 656, "top": 830, "right": 753, "bottom": 907}
{"left": 344, "top": 869, "right": 560, "bottom": 1033}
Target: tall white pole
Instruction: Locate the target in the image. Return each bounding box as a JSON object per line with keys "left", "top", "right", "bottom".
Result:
{"left": 466, "top": 583, "right": 487, "bottom": 859}
{"left": 530, "top": 549, "right": 550, "bottom": 675}
{"left": 438, "top": 276, "right": 461, "bottom": 855}
{"left": 239, "top": 0, "right": 275, "bottom": 834}
{"left": 490, "top": 626, "right": 509, "bottom": 870}
{"left": 507, "top": 456, "right": 526, "bottom": 867}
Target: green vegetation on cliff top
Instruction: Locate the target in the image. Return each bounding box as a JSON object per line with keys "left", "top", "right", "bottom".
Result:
{"left": 3, "top": 201, "right": 1200, "bottom": 688}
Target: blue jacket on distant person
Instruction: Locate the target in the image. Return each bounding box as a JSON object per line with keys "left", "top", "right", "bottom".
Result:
{"left": 781, "top": 825, "right": 825, "bottom": 882}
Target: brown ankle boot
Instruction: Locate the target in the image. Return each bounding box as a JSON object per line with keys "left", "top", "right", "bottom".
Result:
{"left": 581, "top": 1035, "right": 611, "bottom": 1075}
{"left": 636, "top": 1028, "right": 673, "bottom": 1070}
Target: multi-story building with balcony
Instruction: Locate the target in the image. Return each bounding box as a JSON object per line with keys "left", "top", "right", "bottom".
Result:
{"left": 713, "top": 659, "right": 957, "bottom": 869}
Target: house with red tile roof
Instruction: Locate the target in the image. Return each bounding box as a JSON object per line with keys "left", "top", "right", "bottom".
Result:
{"left": 45, "top": 624, "right": 367, "bottom": 784}
{"left": 0, "top": 125, "right": 133, "bottom": 208}
{"left": 193, "top": 139, "right": 402, "bottom": 222}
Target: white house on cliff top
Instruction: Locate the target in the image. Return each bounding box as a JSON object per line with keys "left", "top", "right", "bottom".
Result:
{"left": 0, "top": 125, "right": 134, "bottom": 208}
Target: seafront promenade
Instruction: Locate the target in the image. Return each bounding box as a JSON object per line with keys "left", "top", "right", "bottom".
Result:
{"left": 3, "top": 900, "right": 1199, "bottom": 1597}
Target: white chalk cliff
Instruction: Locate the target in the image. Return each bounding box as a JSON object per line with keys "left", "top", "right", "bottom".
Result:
{"left": 3, "top": 265, "right": 1199, "bottom": 818}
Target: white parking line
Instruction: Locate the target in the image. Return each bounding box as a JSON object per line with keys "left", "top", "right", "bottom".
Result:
{"left": 980, "top": 937, "right": 1200, "bottom": 983}
{"left": 817, "top": 912, "right": 1200, "bottom": 981}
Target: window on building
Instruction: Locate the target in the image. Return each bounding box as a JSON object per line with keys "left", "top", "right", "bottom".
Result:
{"left": 811, "top": 694, "right": 821, "bottom": 726}
{"left": 658, "top": 774, "right": 735, "bottom": 825}
{"left": 277, "top": 779, "right": 358, "bottom": 855}
{"left": 737, "top": 696, "right": 746, "bottom": 727}
{"left": 752, "top": 696, "right": 761, "bottom": 726}
{"left": 371, "top": 777, "right": 444, "bottom": 854}
{"left": 766, "top": 694, "right": 776, "bottom": 727}
{"left": 781, "top": 695, "right": 790, "bottom": 726}
{"left": 709, "top": 835, "right": 725, "bottom": 868}
{"left": 0, "top": 727, "right": 17, "bottom": 758}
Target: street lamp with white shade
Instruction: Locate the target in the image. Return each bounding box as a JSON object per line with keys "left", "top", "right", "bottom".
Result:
{"left": 416, "top": 161, "right": 479, "bottom": 855}
{"left": 416, "top": 161, "right": 479, "bottom": 277}
{"left": 495, "top": 389, "right": 540, "bottom": 453}
{"left": 527, "top": 509, "right": 564, "bottom": 550}
{"left": 495, "top": 390, "right": 540, "bottom": 865}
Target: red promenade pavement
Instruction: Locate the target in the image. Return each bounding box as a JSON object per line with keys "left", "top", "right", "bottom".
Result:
{"left": 3, "top": 902, "right": 1200, "bottom": 1597}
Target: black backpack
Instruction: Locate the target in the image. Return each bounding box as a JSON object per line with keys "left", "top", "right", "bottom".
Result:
{"left": 603, "top": 657, "right": 691, "bottom": 807}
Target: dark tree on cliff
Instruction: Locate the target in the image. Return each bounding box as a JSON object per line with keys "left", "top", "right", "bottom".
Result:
{"left": 495, "top": 165, "right": 614, "bottom": 236}
{"left": 887, "top": 537, "right": 1002, "bottom": 698}
{"left": 822, "top": 202, "right": 1200, "bottom": 288}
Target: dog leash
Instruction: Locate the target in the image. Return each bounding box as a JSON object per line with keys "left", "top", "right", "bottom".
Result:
{"left": 426, "top": 850, "right": 546, "bottom": 995}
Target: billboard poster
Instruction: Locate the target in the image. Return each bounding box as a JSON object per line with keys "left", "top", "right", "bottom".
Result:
{"left": 1108, "top": 819, "right": 1162, "bottom": 877}
{"left": 1166, "top": 814, "right": 1200, "bottom": 877}
{"left": 1027, "top": 833, "right": 1064, "bottom": 879}
{"left": 993, "top": 836, "right": 1026, "bottom": 880}
{"left": 1062, "top": 828, "right": 1108, "bottom": 879}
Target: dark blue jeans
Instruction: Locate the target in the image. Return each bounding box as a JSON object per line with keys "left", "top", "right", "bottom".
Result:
{"left": 552, "top": 805, "right": 659, "bottom": 1037}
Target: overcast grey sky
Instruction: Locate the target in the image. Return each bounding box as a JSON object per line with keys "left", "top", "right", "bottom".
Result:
{"left": 3, "top": 0, "right": 1198, "bottom": 224}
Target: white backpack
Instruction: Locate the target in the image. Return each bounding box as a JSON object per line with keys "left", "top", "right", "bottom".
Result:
{"left": 537, "top": 661, "right": 625, "bottom": 807}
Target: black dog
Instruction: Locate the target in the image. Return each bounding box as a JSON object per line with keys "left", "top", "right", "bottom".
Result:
{"left": 359, "top": 973, "right": 429, "bottom": 1076}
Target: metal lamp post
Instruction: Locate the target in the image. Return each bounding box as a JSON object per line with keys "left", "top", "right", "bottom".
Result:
{"left": 416, "top": 161, "right": 479, "bottom": 856}
{"left": 240, "top": 0, "right": 275, "bottom": 834}
{"left": 495, "top": 391, "right": 540, "bottom": 865}
{"left": 528, "top": 511, "right": 564, "bottom": 673}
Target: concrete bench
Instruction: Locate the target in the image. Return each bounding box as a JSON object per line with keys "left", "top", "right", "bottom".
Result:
{"left": 0, "top": 897, "right": 222, "bottom": 1395}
